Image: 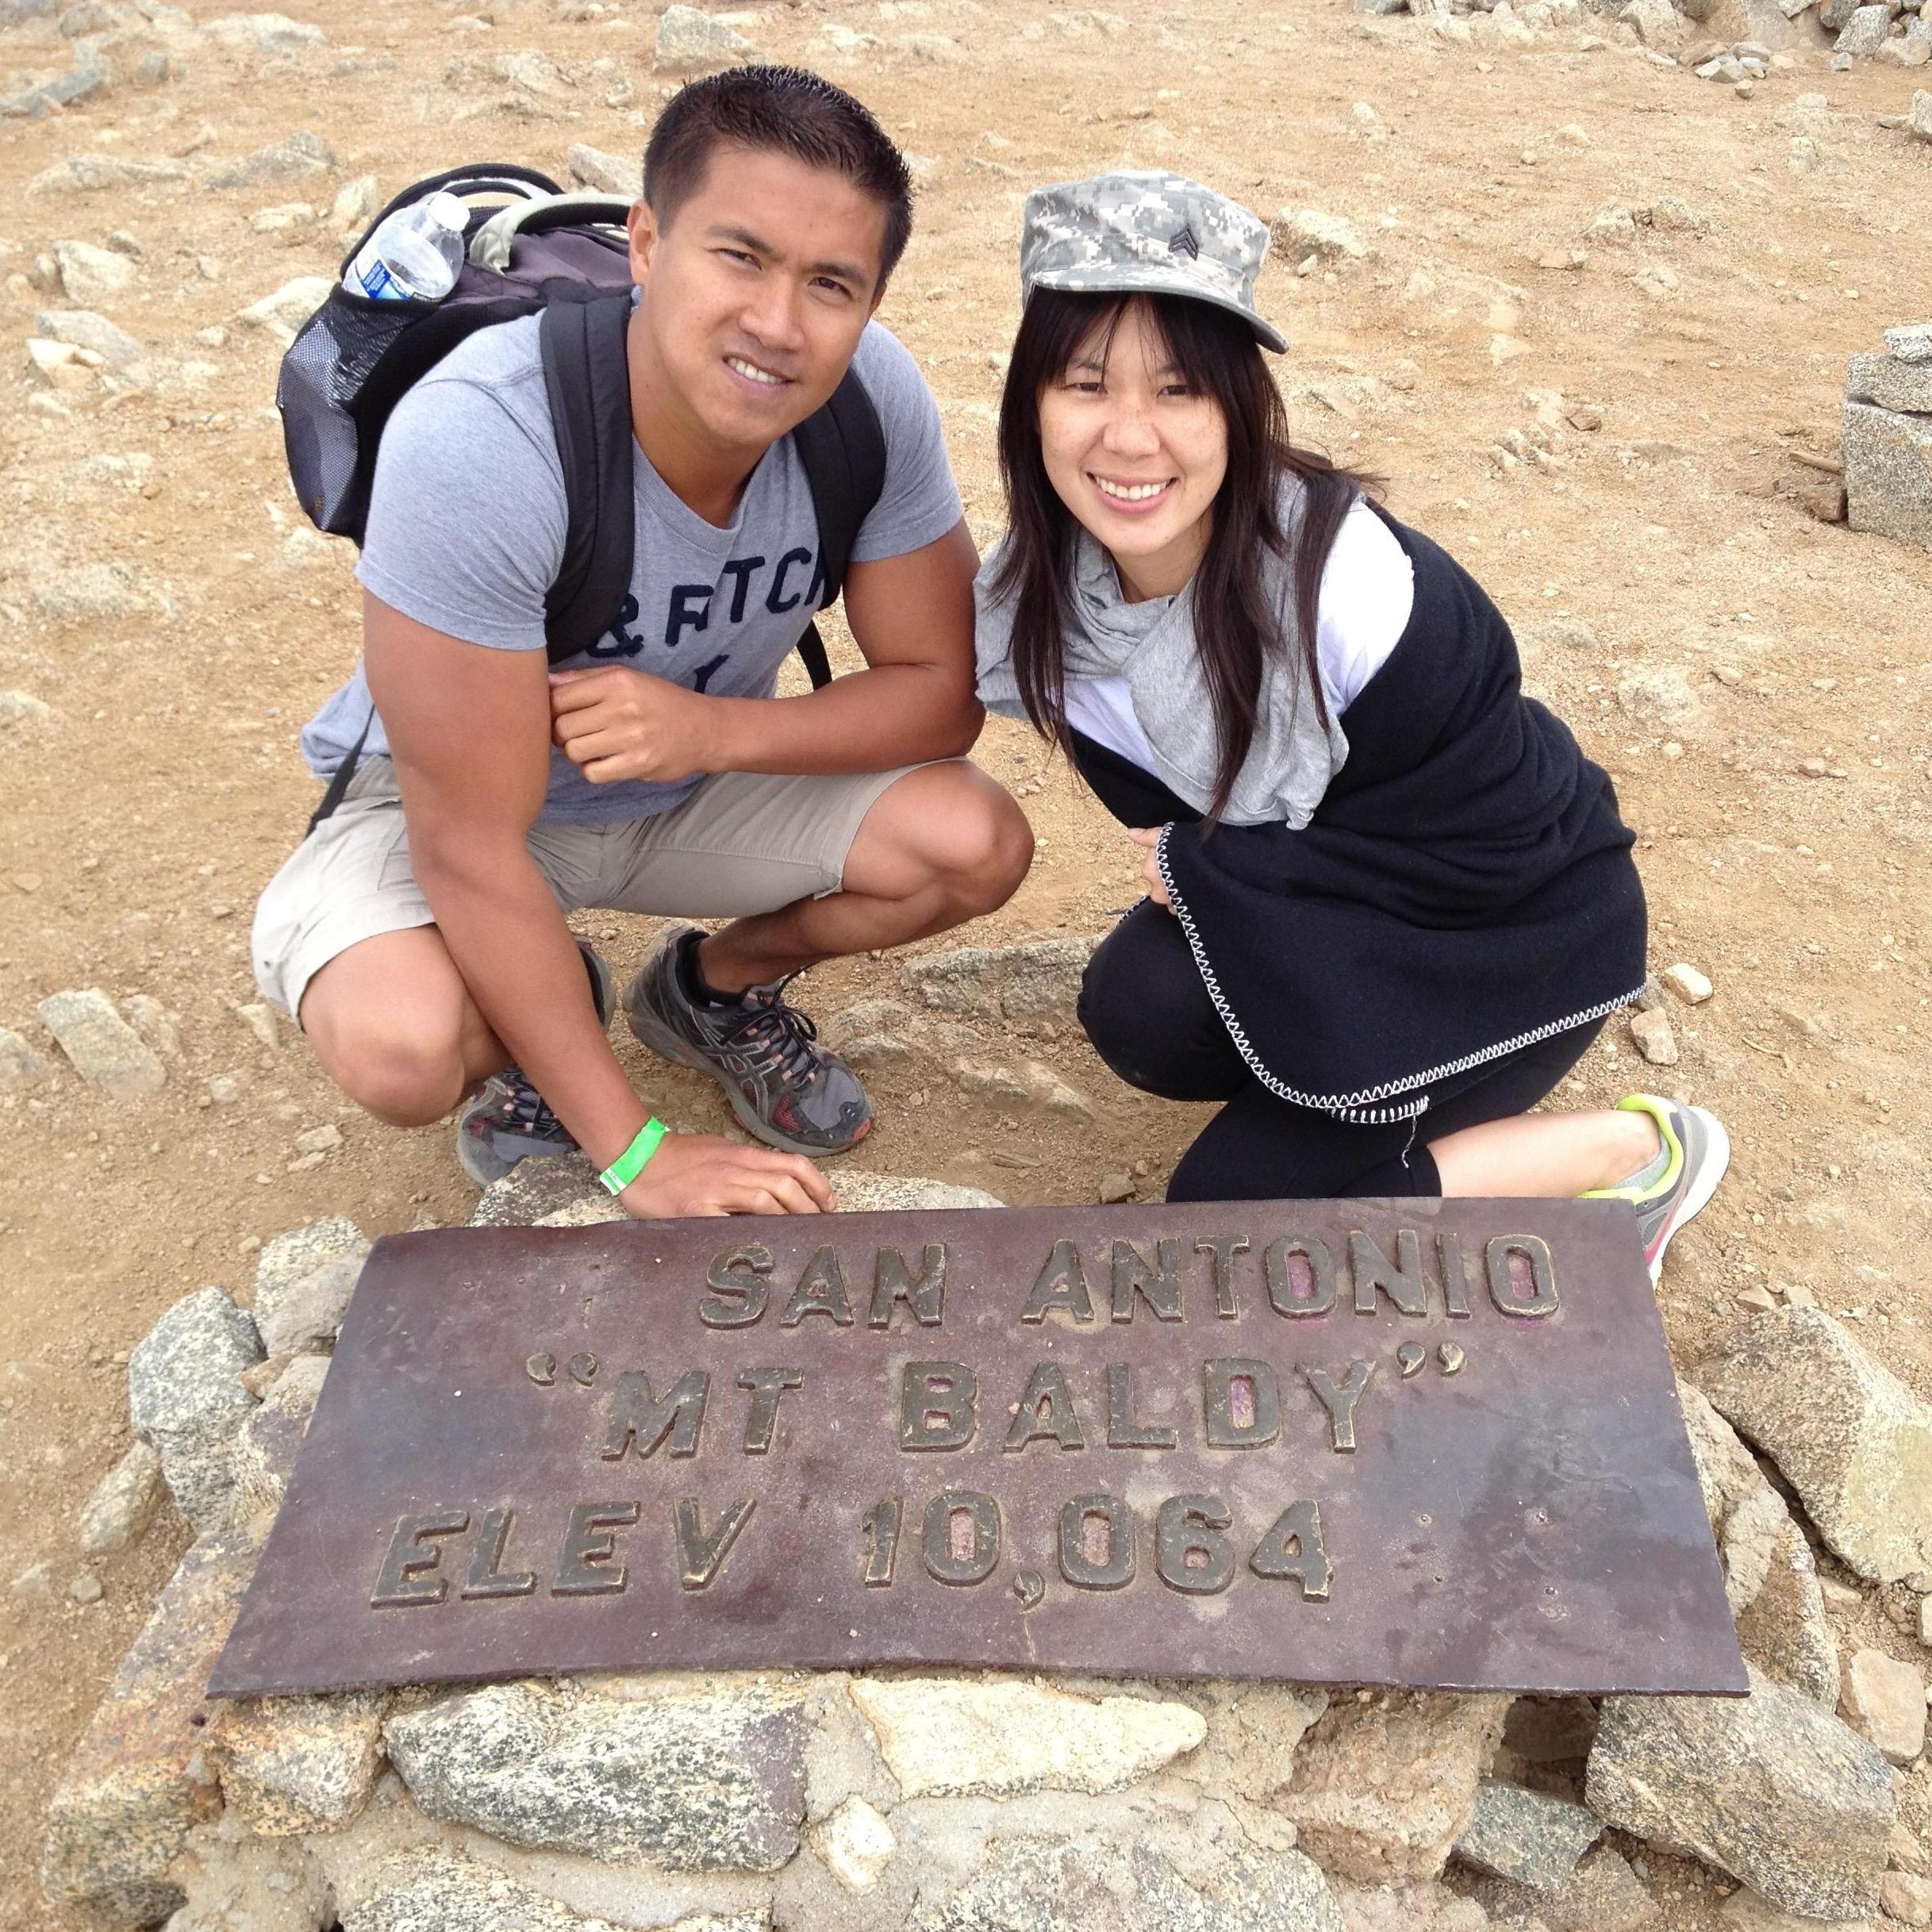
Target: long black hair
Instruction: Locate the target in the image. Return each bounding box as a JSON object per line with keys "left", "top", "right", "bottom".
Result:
{"left": 993, "top": 289, "right": 1365, "bottom": 824}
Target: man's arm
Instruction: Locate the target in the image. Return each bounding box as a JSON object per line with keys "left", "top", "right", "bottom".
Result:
{"left": 364, "top": 593, "right": 831, "bottom": 1216}
{"left": 547, "top": 519, "right": 982, "bottom": 786}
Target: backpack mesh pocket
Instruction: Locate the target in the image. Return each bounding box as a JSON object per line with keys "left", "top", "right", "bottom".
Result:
{"left": 278, "top": 292, "right": 426, "bottom": 536}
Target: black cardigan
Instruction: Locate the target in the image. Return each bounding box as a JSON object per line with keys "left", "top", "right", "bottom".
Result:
{"left": 1071, "top": 510, "right": 1646, "bottom": 1123}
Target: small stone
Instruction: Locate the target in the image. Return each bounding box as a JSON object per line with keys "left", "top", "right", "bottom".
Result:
{"left": 128, "top": 1287, "right": 263, "bottom": 1533}
{"left": 1472, "top": 1844, "right": 1661, "bottom": 1930}
{"left": 202, "top": 13, "right": 327, "bottom": 55}
{"left": 1099, "top": 1171, "right": 1136, "bottom": 1204}
{"left": 293, "top": 1123, "right": 342, "bottom": 1157}
{"left": 234, "top": 1001, "right": 282, "bottom": 1049}
{"left": 0, "top": 1026, "right": 52, "bottom": 1091}
{"left": 1718, "top": 1889, "right": 1865, "bottom": 1931}
{"left": 33, "top": 307, "right": 144, "bottom": 368}
{"left": 1454, "top": 1779, "right": 1601, "bottom": 1889}
{"left": 653, "top": 2, "right": 756, "bottom": 71}
{"left": 566, "top": 141, "right": 634, "bottom": 194}
{"left": 833, "top": 1174, "right": 1005, "bottom": 1213}
{"left": 1273, "top": 1691, "right": 1510, "bottom": 1884}
{"left": 69, "top": 1570, "right": 105, "bottom": 1604}
{"left": 1661, "top": 962, "right": 1713, "bottom": 1004}
{"left": 204, "top": 1685, "right": 386, "bottom": 1834}
{"left": 847, "top": 1677, "right": 1206, "bottom": 1799}
{"left": 1841, "top": 1647, "right": 1926, "bottom": 1763}
{"left": 811, "top": 1794, "right": 896, "bottom": 1891}
{"left": 1587, "top": 1665, "right": 1895, "bottom": 1919}
{"left": 328, "top": 172, "right": 378, "bottom": 232}
{"left": 79, "top": 1440, "right": 163, "bottom": 1558}
{"left": 1883, "top": 1873, "right": 1932, "bottom": 1926}
{"left": 52, "top": 238, "right": 134, "bottom": 305}
{"left": 1629, "top": 1008, "right": 1679, "bottom": 1066}
{"left": 235, "top": 275, "right": 332, "bottom": 336}
{"left": 1738, "top": 1285, "right": 1781, "bottom": 1312}
{"left": 1911, "top": 88, "right": 1932, "bottom": 143}
{"left": 1272, "top": 206, "right": 1368, "bottom": 261}
{"left": 205, "top": 1074, "right": 241, "bottom": 1105}
{"left": 122, "top": 995, "right": 181, "bottom": 1061}
{"left": 37, "top": 989, "right": 167, "bottom": 1097}
{"left": 1885, "top": 322, "right": 1932, "bottom": 363}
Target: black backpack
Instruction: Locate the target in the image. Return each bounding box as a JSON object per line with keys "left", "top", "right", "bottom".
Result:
{"left": 277, "top": 163, "right": 886, "bottom": 829}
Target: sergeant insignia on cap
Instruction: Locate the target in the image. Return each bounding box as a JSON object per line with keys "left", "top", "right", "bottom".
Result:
{"left": 1168, "top": 223, "right": 1200, "bottom": 261}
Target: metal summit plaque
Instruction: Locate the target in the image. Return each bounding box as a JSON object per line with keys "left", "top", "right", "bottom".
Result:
{"left": 209, "top": 1199, "right": 1747, "bottom": 1700}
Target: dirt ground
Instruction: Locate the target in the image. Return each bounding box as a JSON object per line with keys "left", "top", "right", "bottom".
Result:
{"left": 2, "top": 0, "right": 1930, "bottom": 1921}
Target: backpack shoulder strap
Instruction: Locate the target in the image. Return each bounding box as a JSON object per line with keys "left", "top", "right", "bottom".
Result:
{"left": 789, "top": 363, "right": 887, "bottom": 689}
{"left": 539, "top": 290, "right": 635, "bottom": 663}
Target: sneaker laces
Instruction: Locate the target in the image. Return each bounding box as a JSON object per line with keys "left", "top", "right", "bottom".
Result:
{"left": 724, "top": 978, "right": 823, "bottom": 1087}
{"left": 491, "top": 1065, "right": 568, "bottom": 1139}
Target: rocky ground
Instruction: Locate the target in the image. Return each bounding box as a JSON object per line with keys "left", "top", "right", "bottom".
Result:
{"left": 2, "top": 0, "right": 1931, "bottom": 1922}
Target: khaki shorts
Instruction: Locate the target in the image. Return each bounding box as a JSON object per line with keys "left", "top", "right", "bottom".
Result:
{"left": 251, "top": 755, "right": 928, "bottom": 1023}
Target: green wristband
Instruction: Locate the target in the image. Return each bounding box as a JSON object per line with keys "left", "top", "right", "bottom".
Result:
{"left": 599, "top": 1118, "right": 667, "bottom": 1196}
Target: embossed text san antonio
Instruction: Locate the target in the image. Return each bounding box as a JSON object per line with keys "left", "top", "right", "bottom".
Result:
{"left": 210, "top": 1200, "right": 1746, "bottom": 1699}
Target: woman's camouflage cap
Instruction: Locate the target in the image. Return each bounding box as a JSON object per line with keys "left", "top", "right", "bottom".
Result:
{"left": 1018, "top": 170, "right": 1287, "bottom": 353}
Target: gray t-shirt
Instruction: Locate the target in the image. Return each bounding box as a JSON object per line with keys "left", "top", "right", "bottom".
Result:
{"left": 302, "top": 316, "right": 962, "bottom": 824}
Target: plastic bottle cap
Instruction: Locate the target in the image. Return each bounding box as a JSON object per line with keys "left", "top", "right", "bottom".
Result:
{"left": 425, "top": 192, "right": 468, "bottom": 233}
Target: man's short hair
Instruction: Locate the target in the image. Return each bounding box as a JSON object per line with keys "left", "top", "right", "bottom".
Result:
{"left": 643, "top": 65, "right": 914, "bottom": 290}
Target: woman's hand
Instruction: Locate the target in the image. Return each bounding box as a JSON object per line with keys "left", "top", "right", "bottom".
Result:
{"left": 550, "top": 666, "right": 718, "bottom": 786}
{"left": 1126, "top": 826, "right": 1171, "bottom": 910}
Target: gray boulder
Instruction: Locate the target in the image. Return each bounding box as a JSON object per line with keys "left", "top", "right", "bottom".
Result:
{"left": 1452, "top": 1778, "right": 1601, "bottom": 1890}
{"left": 230, "top": 1354, "right": 328, "bottom": 1522}
{"left": 386, "top": 1677, "right": 810, "bottom": 1871}
{"left": 29, "top": 152, "right": 188, "bottom": 194}
{"left": 910, "top": 1836, "right": 1343, "bottom": 1932}
{"left": 1700, "top": 1308, "right": 1932, "bottom": 1582}
{"left": 42, "top": 1532, "right": 258, "bottom": 1923}
{"left": 1833, "top": 1, "right": 1892, "bottom": 50}
{"left": 1844, "top": 401, "right": 1932, "bottom": 552}
{"left": 255, "top": 1214, "right": 371, "bottom": 1305}
{"left": 1679, "top": 1381, "right": 1838, "bottom": 1702}
{"left": 1585, "top": 1664, "right": 1896, "bottom": 1919}
{"left": 900, "top": 936, "right": 1099, "bottom": 1030}
{"left": 253, "top": 1252, "right": 363, "bottom": 1357}
{"left": 128, "top": 1286, "right": 263, "bottom": 1531}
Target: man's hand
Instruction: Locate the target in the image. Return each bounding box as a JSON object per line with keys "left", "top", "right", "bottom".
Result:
{"left": 616, "top": 1130, "right": 834, "bottom": 1219}
{"left": 1126, "top": 826, "right": 1172, "bottom": 910}
{"left": 550, "top": 666, "right": 719, "bottom": 786}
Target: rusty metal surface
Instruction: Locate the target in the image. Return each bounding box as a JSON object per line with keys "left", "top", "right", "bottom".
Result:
{"left": 209, "top": 1199, "right": 1746, "bottom": 1700}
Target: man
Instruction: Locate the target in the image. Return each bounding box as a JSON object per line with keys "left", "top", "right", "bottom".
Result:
{"left": 252, "top": 67, "right": 1032, "bottom": 1217}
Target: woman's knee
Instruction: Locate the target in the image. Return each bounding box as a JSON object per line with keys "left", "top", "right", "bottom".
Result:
{"left": 1078, "top": 910, "right": 1243, "bottom": 1102}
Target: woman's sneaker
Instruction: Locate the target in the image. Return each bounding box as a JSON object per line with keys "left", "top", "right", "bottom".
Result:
{"left": 1584, "top": 1093, "right": 1731, "bottom": 1284}
{"left": 455, "top": 941, "right": 614, "bottom": 1188}
{"left": 624, "top": 925, "right": 872, "bottom": 1156}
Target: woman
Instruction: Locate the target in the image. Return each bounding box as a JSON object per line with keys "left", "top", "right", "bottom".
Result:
{"left": 974, "top": 171, "right": 1728, "bottom": 1279}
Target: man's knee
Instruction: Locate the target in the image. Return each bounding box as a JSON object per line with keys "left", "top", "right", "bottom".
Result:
{"left": 315, "top": 1015, "right": 470, "bottom": 1127}
{"left": 924, "top": 770, "right": 1034, "bottom": 911}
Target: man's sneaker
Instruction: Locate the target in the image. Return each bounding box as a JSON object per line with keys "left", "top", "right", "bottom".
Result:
{"left": 455, "top": 941, "right": 614, "bottom": 1189}
{"left": 623, "top": 924, "right": 871, "bottom": 1156}
{"left": 1584, "top": 1093, "right": 1731, "bottom": 1284}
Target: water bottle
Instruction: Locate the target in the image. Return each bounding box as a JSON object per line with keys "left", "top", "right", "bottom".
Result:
{"left": 343, "top": 191, "right": 468, "bottom": 302}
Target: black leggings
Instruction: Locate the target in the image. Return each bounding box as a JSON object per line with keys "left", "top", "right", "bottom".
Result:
{"left": 1078, "top": 903, "right": 1604, "bottom": 1203}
